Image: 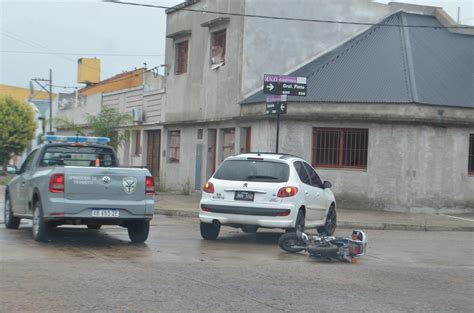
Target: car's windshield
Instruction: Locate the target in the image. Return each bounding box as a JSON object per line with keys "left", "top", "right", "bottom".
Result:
{"left": 40, "top": 145, "right": 117, "bottom": 167}
{"left": 213, "top": 159, "right": 289, "bottom": 182}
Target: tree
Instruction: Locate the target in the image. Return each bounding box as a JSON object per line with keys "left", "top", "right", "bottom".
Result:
{"left": 86, "top": 107, "right": 132, "bottom": 149}
{"left": 53, "top": 117, "right": 86, "bottom": 136}
{"left": 0, "top": 96, "right": 36, "bottom": 168}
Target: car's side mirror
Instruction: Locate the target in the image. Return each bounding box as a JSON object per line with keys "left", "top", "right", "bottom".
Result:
{"left": 6, "top": 165, "right": 18, "bottom": 175}
{"left": 322, "top": 181, "right": 332, "bottom": 189}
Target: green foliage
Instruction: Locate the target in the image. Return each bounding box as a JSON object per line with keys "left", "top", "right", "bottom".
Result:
{"left": 86, "top": 107, "right": 132, "bottom": 149}
{"left": 53, "top": 117, "right": 86, "bottom": 136}
{"left": 0, "top": 96, "right": 36, "bottom": 167}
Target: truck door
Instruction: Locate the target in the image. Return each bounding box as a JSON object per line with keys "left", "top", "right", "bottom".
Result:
{"left": 14, "top": 149, "right": 39, "bottom": 214}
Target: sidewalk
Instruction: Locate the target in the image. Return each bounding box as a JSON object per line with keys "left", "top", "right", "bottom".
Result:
{"left": 155, "top": 192, "right": 474, "bottom": 232}
{"left": 1, "top": 185, "right": 472, "bottom": 231}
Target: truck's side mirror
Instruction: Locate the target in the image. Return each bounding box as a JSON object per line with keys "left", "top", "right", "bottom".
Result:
{"left": 322, "top": 181, "right": 332, "bottom": 189}
{"left": 6, "top": 165, "right": 18, "bottom": 175}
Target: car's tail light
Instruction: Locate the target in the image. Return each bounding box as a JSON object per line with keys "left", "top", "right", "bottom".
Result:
{"left": 277, "top": 186, "right": 298, "bottom": 198}
{"left": 145, "top": 176, "right": 155, "bottom": 195}
{"left": 276, "top": 211, "right": 290, "bottom": 216}
{"left": 352, "top": 245, "right": 360, "bottom": 255}
{"left": 49, "top": 173, "right": 65, "bottom": 193}
{"left": 203, "top": 182, "right": 215, "bottom": 193}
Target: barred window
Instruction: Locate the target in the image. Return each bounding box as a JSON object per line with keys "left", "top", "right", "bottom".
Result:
{"left": 469, "top": 134, "right": 474, "bottom": 175}
{"left": 175, "top": 41, "right": 188, "bottom": 75}
{"left": 168, "top": 131, "right": 180, "bottom": 163}
{"left": 312, "top": 128, "right": 368, "bottom": 169}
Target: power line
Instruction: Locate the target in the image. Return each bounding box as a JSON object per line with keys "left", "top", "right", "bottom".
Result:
{"left": 0, "top": 30, "right": 116, "bottom": 77}
{"left": 1, "top": 50, "right": 164, "bottom": 57}
{"left": 104, "top": 0, "right": 473, "bottom": 30}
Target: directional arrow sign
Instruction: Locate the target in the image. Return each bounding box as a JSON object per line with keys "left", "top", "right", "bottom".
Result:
{"left": 263, "top": 74, "right": 307, "bottom": 96}
{"left": 265, "top": 95, "right": 287, "bottom": 115}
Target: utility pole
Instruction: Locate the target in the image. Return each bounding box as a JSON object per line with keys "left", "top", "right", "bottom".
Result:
{"left": 31, "top": 69, "right": 53, "bottom": 134}
{"left": 49, "top": 69, "right": 52, "bottom": 133}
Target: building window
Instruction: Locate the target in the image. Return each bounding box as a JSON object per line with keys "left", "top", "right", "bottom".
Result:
{"left": 221, "top": 128, "right": 235, "bottom": 161}
{"left": 133, "top": 131, "right": 141, "bottom": 156}
{"left": 210, "top": 29, "right": 226, "bottom": 69}
{"left": 312, "top": 128, "right": 368, "bottom": 169}
{"left": 175, "top": 41, "right": 188, "bottom": 75}
{"left": 168, "top": 131, "right": 180, "bottom": 163}
{"left": 469, "top": 134, "right": 474, "bottom": 175}
{"left": 197, "top": 129, "right": 203, "bottom": 140}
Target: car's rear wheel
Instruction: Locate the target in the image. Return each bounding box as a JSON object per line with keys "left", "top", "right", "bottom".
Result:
{"left": 128, "top": 221, "right": 150, "bottom": 243}
{"left": 87, "top": 225, "right": 102, "bottom": 230}
{"left": 32, "top": 200, "right": 49, "bottom": 242}
{"left": 241, "top": 225, "right": 258, "bottom": 233}
{"left": 4, "top": 195, "right": 20, "bottom": 230}
{"left": 200, "top": 222, "right": 220, "bottom": 240}
{"left": 317, "top": 204, "right": 337, "bottom": 236}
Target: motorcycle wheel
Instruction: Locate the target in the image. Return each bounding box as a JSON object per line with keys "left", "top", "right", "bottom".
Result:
{"left": 278, "top": 232, "right": 306, "bottom": 253}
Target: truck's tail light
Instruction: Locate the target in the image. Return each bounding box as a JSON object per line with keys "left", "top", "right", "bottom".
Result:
{"left": 145, "top": 176, "right": 155, "bottom": 195}
{"left": 277, "top": 186, "right": 298, "bottom": 198}
{"left": 203, "top": 182, "right": 214, "bottom": 193}
{"left": 49, "top": 174, "right": 65, "bottom": 193}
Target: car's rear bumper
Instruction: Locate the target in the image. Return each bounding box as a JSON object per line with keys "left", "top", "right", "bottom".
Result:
{"left": 199, "top": 201, "right": 297, "bottom": 229}
{"left": 42, "top": 197, "right": 155, "bottom": 222}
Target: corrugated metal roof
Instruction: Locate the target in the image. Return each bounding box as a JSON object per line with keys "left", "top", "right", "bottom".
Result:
{"left": 241, "top": 12, "right": 474, "bottom": 108}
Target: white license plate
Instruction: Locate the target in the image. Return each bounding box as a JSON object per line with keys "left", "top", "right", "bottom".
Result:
{"left": 91, "top": 209, "right": 119, "bottom": 217}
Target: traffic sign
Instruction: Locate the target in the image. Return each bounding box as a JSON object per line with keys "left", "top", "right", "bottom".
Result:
{"left": 263, "top": 74, "right": 307, "bottom": 96}
{"left": 266, "top": 95, "right": 287, "bottom": 115}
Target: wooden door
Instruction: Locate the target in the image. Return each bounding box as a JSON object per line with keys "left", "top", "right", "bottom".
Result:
{"left": 146, "top": 130, "right": 161, "bottom": 178}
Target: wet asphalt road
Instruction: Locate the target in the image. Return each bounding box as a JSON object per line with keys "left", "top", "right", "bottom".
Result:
{"left": 0, "top": 217, "right": 473, "bottom": 313}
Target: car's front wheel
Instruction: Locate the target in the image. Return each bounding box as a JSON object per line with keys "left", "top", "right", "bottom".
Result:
{"left": 87, "top": 225, "right": 102, "bottom": 230}
{"left": 317, "top": 204, "right": 337, "bottom": 236}
{"left": 32, "top": 200, "right": 49, "bottom": 242}
{"left": 241, "top": 225, "right": 258, "bottom": 233}
{"left": 128, "top": 221, "right": 150, "bottom": 243}
{"left": 200, "top": 222, "right": 220, "bottom": 240}
{"left": 4, "top": 195, "right": 20, "bottom": 230}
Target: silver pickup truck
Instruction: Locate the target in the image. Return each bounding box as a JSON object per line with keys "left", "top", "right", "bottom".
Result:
{"left": 4, "top": 136, "right": 155, "bottom": 243}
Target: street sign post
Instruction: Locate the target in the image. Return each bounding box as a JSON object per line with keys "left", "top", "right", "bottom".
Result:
{"left": 263, "top": 74, "right": 307, "bottom": 96}
{"left": 263, "top": 74, "right": 307, "bottom": 153}
{"left": 265, "top": 95, "right": 287, "bottom": 115}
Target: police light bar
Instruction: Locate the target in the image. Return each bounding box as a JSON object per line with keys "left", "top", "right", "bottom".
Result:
{"left": 42, "top": 135, "right": 111, "bottom": 144}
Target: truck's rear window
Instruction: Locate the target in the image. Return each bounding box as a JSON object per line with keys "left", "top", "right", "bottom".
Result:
{"left": 213, "top": 160, "right": 289, "bottom": 182}
{"left": 40, "top": 146, "right": 117, "bottom": 167}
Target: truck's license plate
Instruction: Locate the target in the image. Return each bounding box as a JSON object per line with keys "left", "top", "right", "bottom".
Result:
{"left": 91, "top": 209, "right": 119, "bottom": 217}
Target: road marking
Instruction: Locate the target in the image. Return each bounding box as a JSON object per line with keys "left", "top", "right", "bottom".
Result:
{"left": 440, "top": 214, "right": 474, "bottom": 222}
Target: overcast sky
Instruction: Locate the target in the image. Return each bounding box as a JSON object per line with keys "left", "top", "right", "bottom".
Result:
{"left": 0, "top": 0, "right": 472, "bottom": 91}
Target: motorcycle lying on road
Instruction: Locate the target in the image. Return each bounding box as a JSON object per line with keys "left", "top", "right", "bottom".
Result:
{"left": 278, "top": 229, "right": 368, "bottom": 263}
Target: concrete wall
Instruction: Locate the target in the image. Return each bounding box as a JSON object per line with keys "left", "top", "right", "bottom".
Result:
{"left": 164, "top": 0, "right": 394, "bottom": 123}
{"left": 56, "top": 92, "right": 101, "bottom": 126}
{"left": 164, "top": 0, "right": 245, "bottom": 123}
{"left": 241, "top": 0, "right": 392, "bottom": 96}
{"left": 161, "top": 102, "right": 474, "bottom": 212}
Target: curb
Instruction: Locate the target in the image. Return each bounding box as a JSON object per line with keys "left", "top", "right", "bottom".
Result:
{"left": 154, "top": 208, "right": 474, "bottom": 232}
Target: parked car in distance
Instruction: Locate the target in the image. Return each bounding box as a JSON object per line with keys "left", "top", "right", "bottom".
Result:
{"left": 199, "top": 152, "right": 336, "bottom": 240}
{"left": 4, "top": 135, "right": 155, "bottom": 243}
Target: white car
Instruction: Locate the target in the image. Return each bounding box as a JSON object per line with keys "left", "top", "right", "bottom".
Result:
{"left": 199, "top": 153, "right": 336, "bottom": 240}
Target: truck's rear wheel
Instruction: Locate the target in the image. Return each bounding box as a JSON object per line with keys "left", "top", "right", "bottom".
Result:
{"left": 127, "top": 221, "right": 149, "bottom": 243}
{"left": 32, "top": 201, "right": 49, "bottom": 242}
{"left": 4, "top": 195, "right": 20, "bottom": 230}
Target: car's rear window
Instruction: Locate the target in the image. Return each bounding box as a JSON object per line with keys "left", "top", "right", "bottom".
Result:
{"left": 213, "top": 159, "right": 289, "bottom": 182}
{"left": 40, "top": 145, "right": 117, "bottom": 167}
